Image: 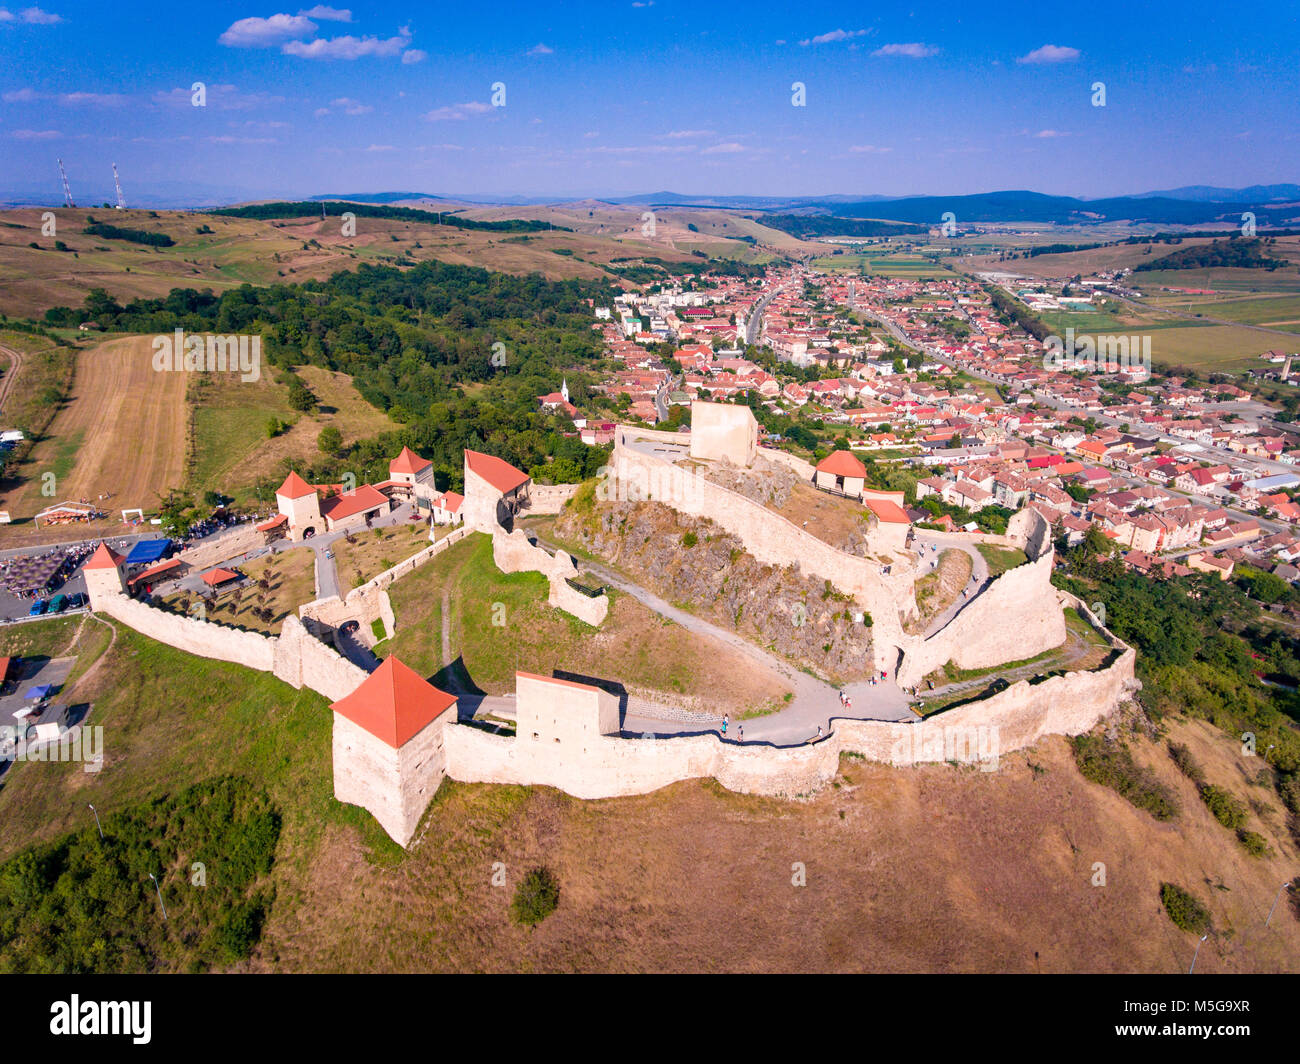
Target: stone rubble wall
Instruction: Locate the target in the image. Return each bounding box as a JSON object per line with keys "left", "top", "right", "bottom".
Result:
{"left": 528, "top": 483, "right": 580, "bottom": 514}
{"left": 492, "top": 528, "right": 609, "bottom": 625}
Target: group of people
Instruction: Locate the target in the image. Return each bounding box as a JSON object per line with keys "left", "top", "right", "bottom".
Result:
{"left": 719, "top": 714, "right": 743, "bottom": 743}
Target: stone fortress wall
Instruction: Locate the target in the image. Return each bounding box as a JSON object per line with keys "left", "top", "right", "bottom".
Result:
{"left": 609, "top": 426, "right": 1066, "bottom": 680}
{"left": 442, "top": 631, "right": 1137, "bottom": 802}
{"left": 492, "top": 528, "right": 609, "bottom": 626}
{"left": 92, "top": 591, "right": 367, "bottom": 702}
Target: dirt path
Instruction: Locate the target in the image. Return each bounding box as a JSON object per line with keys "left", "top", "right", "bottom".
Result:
{"left": 0, "top": 342, "right": 27, "bottom": 417}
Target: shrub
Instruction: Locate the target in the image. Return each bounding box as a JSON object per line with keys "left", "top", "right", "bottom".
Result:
{"left": 1236, "top": 829, "right": 1272, "bottom": 858}
{"left": 1168, "top": 742, "right": 1204, "bottom": 782}
{"left": 1161, "top": 883, "right": 1212, "bottom": 934}
{"left": 510, "top": 866, "right": 560, "bottom": 927}
{"left": 1070, "top": 734, "right": 1179, "bottom": 821}
{"left": 681, "top": 531, "right": 698, "bottom": 548}
{"left": 1199, "top": 784, "right": 1248, "bottom": 831}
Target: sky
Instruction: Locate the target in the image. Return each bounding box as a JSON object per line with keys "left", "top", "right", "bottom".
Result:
{"left": 2, "top": 1, "right": 1298, "bottom": 205}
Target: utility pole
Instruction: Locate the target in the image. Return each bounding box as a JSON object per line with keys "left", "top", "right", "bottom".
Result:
{"left": 1188, "top": 933, "right": 1209, "bottom": 974}
{"left": 1266, "top": 881, "right": 1293, "bottom": 928}
{"left": 57, "top": 158, "right": 74, "bottom": 208}
{"left": 88, "top": 803, "right": 103, "bottom": 840}
{"left": 147, "top": 873, "right": 168, "bottom": 920}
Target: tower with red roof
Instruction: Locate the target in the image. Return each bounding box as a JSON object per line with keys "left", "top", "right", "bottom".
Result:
{"left": 274, "top": 470, "right": 323, "bottom": 541}
{"left": 330, "top": 655, "right": 459, "bottom": 847}
{"left": 83, "top": 541, "right": 126, "bottom": 608}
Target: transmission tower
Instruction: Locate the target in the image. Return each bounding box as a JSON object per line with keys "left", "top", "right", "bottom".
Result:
{"left": 112, "top": 163, "right": 126, "bottom": 210}
{"left": 57, "top": 158, "right": 73, "bottom": 208}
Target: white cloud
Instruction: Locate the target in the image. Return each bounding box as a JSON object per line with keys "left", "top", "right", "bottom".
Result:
{"left": 701, "top": 141, "right": 745, "bottom": 154}
{"left": 12, "top": 128, "right": 61, "bottom": 138}
{"left": 849, "top": 144, "right": 892, "bottom": 153}
{"left": 363, "top": 143, "right": 395, "bottom": 151}
{"left": 527, "top": 42, "right": 553, "bottom": 55}
{"left": 205, "top": 135, "right": 276, "bottom": 144}
{"left": 662, "top": 129, "right": 715, "bottom": 139}
{"left": 58, "top": 91, "right": 127, "bottom": 106}
{"left": 872, "top": 42, "right": 938, "bottom": 58}
{"left": 583, "top": 131, "right": 600, "bottom": 138}
{"left": 219, "top": 14, "right": 317, "bottom": 47}
{"left": 801, "top": 29, "right": 869, "bottom": 46}
{"left": 401, "top": 48, "right": 426, "bottom": 64}
{"left": 1, "top": 87, "right": 38, "bottom": 101}
{"left": 299, "top": 5, "right": 350, "bottom": 20}
{"left": 329, "top": 96, "right": 372, "bottom": 115}
{"left": 423, "top": 100, "right": 492, "bottom": 121}
{"left": 153, "top": 84, "right": 284, "bottom": 110}
{"left": 1034, "top": 129, "right": 1070, "bottom": 138}
{"left": 282, "top": 30, "right": 410, "bottom": 59}
{"left": 1017, "top": 44, "right": 1080, "bottom": 64}
{"left": 0, "top": 7, "right": 64, "bottom": 24}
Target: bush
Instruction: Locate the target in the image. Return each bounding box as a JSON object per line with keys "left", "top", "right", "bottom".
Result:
{"left": 681, "top": 531, "right": 698, "bottom": 548}
{"left": 1199, "top": 784, "right": 1248, "bottom": 831}
{"left": 1168, "top": 742, "right": 1204, "bottom": 782}
{"left": 1070, "top": 734, "right": 1179, "bottom": 821}
{"left": 1236, "top": 829, "right": 1272, "bottom": 858}
{"left": 1161, "top": 883, "right": 1212, "bottom": 934}
{"left": 510, "top": 866, "right": 560, "bottom": 927}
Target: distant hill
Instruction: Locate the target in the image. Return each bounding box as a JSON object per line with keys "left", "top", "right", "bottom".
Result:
{"left": 1134, "top": 184, "right": 1300, "bottom": 203}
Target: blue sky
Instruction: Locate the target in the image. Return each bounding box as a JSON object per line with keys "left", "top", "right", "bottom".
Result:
{"left": 2, "top": 1, "right": 1297, "bottom": 204}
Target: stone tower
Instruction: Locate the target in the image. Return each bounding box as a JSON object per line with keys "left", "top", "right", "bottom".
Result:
{"left": 330, "top": 655, "right": 459, "bottom": 847}
{"left": 83, "top": 541, "right": 126, "bottom": 609}
{"left": 275, "top": 470, "right": 323, "bottom": 541}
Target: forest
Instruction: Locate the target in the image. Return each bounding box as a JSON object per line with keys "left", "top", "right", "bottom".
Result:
{"left": 42, "top": 259, "right": 620, "bottom": 495}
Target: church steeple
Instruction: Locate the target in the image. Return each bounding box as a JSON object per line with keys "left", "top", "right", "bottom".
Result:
{"left": 561, "top": 377, "right": 569, "bottom": 403}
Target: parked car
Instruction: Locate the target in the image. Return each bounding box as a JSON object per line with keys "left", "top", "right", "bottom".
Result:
{"left": 28, "top": 600, "right": 48, "bottom": 616}
{"left": 68, "top": 592, "right": 87, "bottom": 608}
{"left": 47, "top": 594, "right": 67, "bottom": 613}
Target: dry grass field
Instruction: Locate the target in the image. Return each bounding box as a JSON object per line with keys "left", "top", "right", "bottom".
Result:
{"left": 0, "top": 334, "right": 186, "bottom": 542}
{"left": 0, "top": 598, "right": 1295, "bottom": 973}
{"left": 0, "top": 205, "right": 726, "bottom": 318}
{"left": 190, "top": 364, "right": 400, "bottom": 506}
{"left": 262, "top": 716, "right": 1300, "bottom": 973}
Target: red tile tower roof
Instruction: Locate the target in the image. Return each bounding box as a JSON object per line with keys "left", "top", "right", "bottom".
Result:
{"left": 276, "top": 471, "right": 316, "bottom": 499}
{"left": 815, "top": 450, "right": 868, "bottom": 479}
{"left": 85, "top": 542, "right": 125, "bottom": 570}
{"left": 330, "top": 656, "right": 458, "bottom": 748}
{"left": 465, "top": 449, "right": 531, "bottom": 494}
{"left": 390, "top": 446, "right": 432, "bottom": 476}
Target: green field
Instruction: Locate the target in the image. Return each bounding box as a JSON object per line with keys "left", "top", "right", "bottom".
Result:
{"left": 814, "top": 252, "right": 958, "bottom": 280}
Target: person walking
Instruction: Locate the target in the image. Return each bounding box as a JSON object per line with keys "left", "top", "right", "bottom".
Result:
{"left": 737, "top": 724, "right": 743, "bottom": 743}
{"left": 721, "top": 714, "right": 728, "bottom": 736}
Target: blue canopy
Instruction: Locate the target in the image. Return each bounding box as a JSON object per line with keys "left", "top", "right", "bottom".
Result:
{"left": 125, "top": 539, "right": 171, "bottom": 565}
{"left": 24, "top": 684, "right": 55, "bottom": 699}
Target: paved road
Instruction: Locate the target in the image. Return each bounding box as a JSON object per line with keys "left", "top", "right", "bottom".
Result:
{"left": 534, "top": 540, "right": 914, "bottom": 745}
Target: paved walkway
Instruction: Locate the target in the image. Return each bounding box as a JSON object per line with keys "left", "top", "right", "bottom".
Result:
{"left": 910, "top": 535, "right": 991, "bottom": 638}
{"left": 535, "top": 543, "right": 914, "bottom": 746}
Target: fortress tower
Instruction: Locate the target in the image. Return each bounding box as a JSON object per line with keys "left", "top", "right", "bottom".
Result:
{"left": 275, "top": 471, "right": 323, "bottom": 541}
{"left": 83, "top": 541, "right": 126, "bottom": 609}
{"left": 330, "top": 655, "right": 459, "bottom": 847}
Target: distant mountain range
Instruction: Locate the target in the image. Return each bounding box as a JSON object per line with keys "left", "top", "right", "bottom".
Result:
{"left": 306, "top": 186, "right": 1300, "bottom": 227}
{"left": 3, "top": 183, "right": 1297, "bottom": 226}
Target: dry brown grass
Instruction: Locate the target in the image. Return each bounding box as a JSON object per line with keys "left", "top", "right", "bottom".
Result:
{"left": 0, "top": 335, "right": 186, "bottom": 544}
{"left": 772, "top": 481, "right": 871, "bottom": 553}
{"left": 258, "top": 716, "right": 1300, "bottom": 973}
{"left": 155, "top": 550, "right": 317, "bottom": 634}
{"left": 333, "top": 522, "right": 435, "bottom": 588}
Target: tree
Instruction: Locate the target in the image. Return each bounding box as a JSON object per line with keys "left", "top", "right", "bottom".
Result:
{"left": 317, "top": 425, "right": 343, "bottom": 457}
{"left": 510, "top": 866, "right": 560, "bottom": 927}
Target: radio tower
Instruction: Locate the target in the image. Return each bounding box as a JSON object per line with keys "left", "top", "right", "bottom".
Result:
{"left": 112, "top": 163, "right": 126, "bottom": 210}
{"left": 57, "top": 158, "right": 74, "bottom": 208}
